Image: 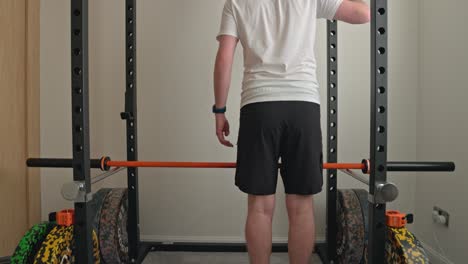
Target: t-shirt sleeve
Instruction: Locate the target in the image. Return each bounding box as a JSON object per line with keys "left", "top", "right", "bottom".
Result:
{"left": 317, "top": 0, "right": 344, "bottom": 20}
{"left": 217, "top": 0, "right": 239, "bottom": 40}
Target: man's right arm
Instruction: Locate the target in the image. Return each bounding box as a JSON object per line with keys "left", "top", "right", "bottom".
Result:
{"left": 334, "top": 0, "right": 371, "bottom": 24}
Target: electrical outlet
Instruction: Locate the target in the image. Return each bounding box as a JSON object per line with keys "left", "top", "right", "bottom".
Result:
{"left": 433, "top": 206, "right": 450, "bottom": 227}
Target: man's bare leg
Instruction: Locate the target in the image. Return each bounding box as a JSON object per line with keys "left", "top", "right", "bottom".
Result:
{"left": 286, "top": 194, "right": 315, "bottom": 264}
{"left": 245, "top": 194, "right": 276, "bottom": 264}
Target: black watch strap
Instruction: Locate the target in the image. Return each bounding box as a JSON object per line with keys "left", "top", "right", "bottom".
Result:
{"left": 212, "top": 105, "right": 227, "bottom": 114}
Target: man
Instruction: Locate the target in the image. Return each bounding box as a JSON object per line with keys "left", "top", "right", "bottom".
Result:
{"left": 213, "top": 0, "right": 370, "bottom": 263}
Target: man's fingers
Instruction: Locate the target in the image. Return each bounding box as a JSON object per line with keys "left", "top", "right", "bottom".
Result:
{"left": 217, "top": 131, "right": 233, "bottom": 147}
{"left": 225, "top": 121, "right": 230, "bottom": 136}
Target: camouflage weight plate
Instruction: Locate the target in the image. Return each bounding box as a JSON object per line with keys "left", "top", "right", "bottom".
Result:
{"left": 386, "top": 227, "right": 429, "bottom": 264}
{"left": 99, "top": 188, "right": 128, "bottom": 264}
{"left": 353, "top": 189, "right": 369, "bottom": 264}
{"left": 33, "top": 225, "right": 100, "bottom": 264}
{"left": 117, "top": 191, "right": 129, "bottom": 263}
{"left": 89, "top": 188, "right": 112, "bottom": 234}
{"left": 336, "top": 189, "right": 365, "bottom": 264}
{"left": 11, "top": 223, "right": 55, "bottom": 264}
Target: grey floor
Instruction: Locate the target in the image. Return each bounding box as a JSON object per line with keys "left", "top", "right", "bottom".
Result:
{"left": 142, "top": 252, "right": 322, "bottom": 264}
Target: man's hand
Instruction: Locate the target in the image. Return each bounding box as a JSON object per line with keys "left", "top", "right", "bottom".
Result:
{"left": 334, "top": 0, "right": 371, "bottom": 24}
{"left": 215, "top": 114, "right": 234, "bottom": 147}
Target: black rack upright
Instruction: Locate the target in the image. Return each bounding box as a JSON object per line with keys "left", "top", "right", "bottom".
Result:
{"left": 325, "top": 19, "right": 339, "bottom": 264}
{"left": 368, "top": 0, "right": 388, "bottom": 262}
{"left": 122, "top": 0, "right": 140, "bottom": 262}
{"left": 70, "top": 0, "right": 94, "bottom": 262}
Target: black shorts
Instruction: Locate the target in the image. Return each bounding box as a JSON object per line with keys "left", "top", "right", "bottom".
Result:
{"left": 235, "top": 101, "right": 323, "bottom": 195}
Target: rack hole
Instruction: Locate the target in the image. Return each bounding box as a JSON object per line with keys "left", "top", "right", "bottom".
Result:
{"left": 330, "top": 96, "right": 336, "bottom": 101}
{"left": 75, "top": 126, "right": 83, "bottom": 132}
{"left": 378, "top": 126, "right": 386, "bottom": 133}
{"left": 378, "top": 165, "right": 385, "bottom": 172}
{"left": 378, "top": 27, "right": 386, "bottom": 35}
{"left": 128, "top": 32, "right": 134, "bottom": 38}
{"left": 378, "top": 67, "right": 386, "bottom": 74}
{"left": 377, "top": 145, "right": 385, "bottom": 152}
{"left": 73, "top": 9, "right": 81, "bottom": 16}
{"left": 330, "top": 122, "right": 336, "bottom": 127}
{"left": 330, "top": 109, "right": 336, "bottom": 115}
{"left": 75, "top": 106, "right": 82, "bottom": 113}
{"left": 378, "top": 47, "right": 386, "bottom": 55}
{"left": 330, "top": 148, "right": 335, "bottom": 153}
{"left": 74, "top": 67, "right": 82, "bottom": 76}
{"left": 128, "top": 5, "right": 133, "bottom": 11}
{"left": 330, "top": 30, "right": 336, "bottom": 36}
{"left": 130, "top": 122, "right": 134, "bottom": 127}
{"left": 378, "top": 106, "right": 386, "bottom": 113}
{"left": 330, "top": 135, "right": 336, "bottom": 141}
{"left": 330, "top": 44, "right": 336, "bottom": 49}
{"left": 129, "top": 71, "right": 134, "bottom": 76}
{"left": 330, "top": 70, "right": 336, "bottom": 76}
{"left": 73, "top": 48, "right": 81, "bottom": 56}
{"left": 131, "top": 173, "right": 135, "bottom": 177}
{"left": 378, "top": 86, "right": 386, "bottom": 94}
{"left": 129, "top": 45, "right": 134, "bottom": 50}
{"left": 74, "top": 87, "right": 82, "bottom": 94}
{"left": 130, "top": 148, "right": 134, "bottom": 152}
{"left": 129, "top": 57, "right": 133, "bottom": 63}
{"left": 378, "top": 8, "right": 386, "bottom": 15}
{"left": 330, "top": 83, "right": 336, "bottom": 88}
{"left": 128, "top": 19, "right": 133, "bottom": 24}
{"left": 330, "top": 187, "right": 334, "bottom": 191}
{"left": 130, "top": 134, "right": 134, "bottom": 140}
{"left": 129, "top": 83, "right": 134, "bottom": 89}
{"left": 330, "top": 174, "right": 335, "bottom": 178}
{"left": 74, "top": 29, "right": 81, "bottom": 36}
{"left": 75, "top": 145, "right": 83, "bottom": 152}
{"left": 330, "top": 57, "right": 336, "bottom": 62}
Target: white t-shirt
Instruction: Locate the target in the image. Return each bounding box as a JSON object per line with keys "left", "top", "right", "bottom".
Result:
{"left": 218, "top": 0, "right": 343, "bottom": 107}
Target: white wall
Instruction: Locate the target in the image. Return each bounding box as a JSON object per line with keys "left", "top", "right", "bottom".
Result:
{"left": 40, "top": 0, "right": 418, "bottom": 244}
{"left": 414, "top": 0, "right": 468, "bottom": 263}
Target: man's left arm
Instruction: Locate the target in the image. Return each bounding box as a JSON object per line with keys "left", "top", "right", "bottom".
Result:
{"left": 213, "top": 35, "right": 238, "bottom": 147}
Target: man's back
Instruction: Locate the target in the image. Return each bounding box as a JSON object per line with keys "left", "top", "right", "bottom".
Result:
{"left": 218, "top": 0, "right": 343, "bottom": 107}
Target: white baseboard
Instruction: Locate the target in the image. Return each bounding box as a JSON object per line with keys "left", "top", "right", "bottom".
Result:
{"left": 420, "top": 241, "right": 453, "bottom": 264}
{"left": 140, "top": 235, "right": 326, "bottom": 245}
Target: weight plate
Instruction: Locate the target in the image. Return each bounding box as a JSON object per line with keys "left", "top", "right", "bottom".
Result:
{"left": 33, "top": 225, "right": 73, "bottom": 264}
{"left": 386, "top": 227, "right": 429, "bottom": 264}
{"left": 89, "top": 188, "right": 112, "bottom": 234}
{"left": 353, "top": 189, "right": 369, "bottom": 264}
{"left": 99, "top": 188, "right": 128, "bottom": 264}
{"left": 34, "top": 225, "right": 100, "bottom": 264}
{"left": 60, "top": 227, "right": 100, "bottom": 264}
{"left": 336, "top": 189, "right": 365, "bottom": 264}
{"left": 11, "top": 223, "right": 55, "bottom": 264}
{"left": 117, "top": 191, "right": 129, "bottom": 263}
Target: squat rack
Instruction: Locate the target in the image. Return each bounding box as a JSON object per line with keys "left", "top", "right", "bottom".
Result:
{"left": 27, "top": 0, "right": 455, "bottom": 263}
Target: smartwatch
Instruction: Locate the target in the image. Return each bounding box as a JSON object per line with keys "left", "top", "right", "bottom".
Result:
{"left": 212, "top": 105, "right": 227, "bottom": 114}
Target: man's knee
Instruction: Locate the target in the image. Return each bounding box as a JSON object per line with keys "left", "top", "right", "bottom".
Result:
{"left": 248, "top": 194, "right": 275, "bottom": 218}
{"left": 286, "top": 194, "right": 314, "bottom": 216}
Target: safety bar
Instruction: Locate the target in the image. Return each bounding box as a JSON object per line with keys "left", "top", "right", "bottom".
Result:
{"left": 27, "top": 158, "right": 102, "bottom": 169}
{"left": 386, "top": 162, "right": 455, "bottom": 172}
